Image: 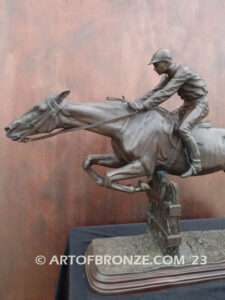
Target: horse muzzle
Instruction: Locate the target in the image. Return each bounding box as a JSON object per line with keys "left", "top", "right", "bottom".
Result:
{"left": 5, "top": 126, "right": 25, "bottom": 142}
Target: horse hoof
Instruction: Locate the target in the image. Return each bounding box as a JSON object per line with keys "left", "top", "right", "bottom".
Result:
{"left": 103, "top": 174, "right": 110, "bottom": 188}
{"left": 129, "top": 186, "right": 135, "bottom": 193}
{"left": 140, "top": 182, "right": 151, "bottom": 191}
{"left": 96, "top": 178, "right": 104, "bottom": 186}
{"left": 181, "top": 168, "right": 194, "bottom": 178}
{"left": 82, "top": 159, "right": 91, "bottom": 170}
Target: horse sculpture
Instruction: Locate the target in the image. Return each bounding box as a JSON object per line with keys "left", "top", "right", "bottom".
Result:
{"left": 5, "top": 90, "right": 225, "bottom": 193}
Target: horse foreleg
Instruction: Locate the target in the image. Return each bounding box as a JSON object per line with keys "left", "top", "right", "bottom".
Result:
{"left": 103, "top": 160, "right": 153, "bottom": 193}
{"left": 82, "top": 153, "right": 124, "bottom": 186}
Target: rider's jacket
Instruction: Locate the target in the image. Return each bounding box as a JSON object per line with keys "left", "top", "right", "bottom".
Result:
{"left": 138, "top": 64, "right": 208, "bottom": 109}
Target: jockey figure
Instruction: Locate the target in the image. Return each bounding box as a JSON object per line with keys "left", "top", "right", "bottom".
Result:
{"left": 129, "top": 49, "right": 209, "bottom": 178}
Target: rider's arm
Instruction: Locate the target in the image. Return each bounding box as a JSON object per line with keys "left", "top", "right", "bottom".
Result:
{"left": 135, "top": 75, "right": 169, "bottom": 103}
{"left": 142, "top": 67, "right": 192, "bottom": 109}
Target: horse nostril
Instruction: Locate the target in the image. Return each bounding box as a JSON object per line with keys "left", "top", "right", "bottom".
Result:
{"left": 12, "top": 136, "right": 19, "bottom": 141}
{"left": 4, "top": 127, "right": 9, "bottom": 132}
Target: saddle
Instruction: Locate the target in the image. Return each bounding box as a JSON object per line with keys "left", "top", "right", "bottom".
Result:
{"left": 163, "top": 111, "right": 212, "bottom": 148}
{"left": 160, "top": 110, "right": 212, "bottom": 166}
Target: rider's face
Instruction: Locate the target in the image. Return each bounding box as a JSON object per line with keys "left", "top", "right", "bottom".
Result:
{"left": 153, "top": 61, "right": 169, "bottom": 75}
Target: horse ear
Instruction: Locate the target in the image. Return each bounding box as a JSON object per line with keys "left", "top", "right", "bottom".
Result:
{"left": 56, "top": 90, "right": 70, "bottom": 104}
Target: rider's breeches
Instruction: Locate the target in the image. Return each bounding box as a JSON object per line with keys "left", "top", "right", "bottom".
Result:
{"left": 178, "top": 97, "right": 209, "bottom": 165}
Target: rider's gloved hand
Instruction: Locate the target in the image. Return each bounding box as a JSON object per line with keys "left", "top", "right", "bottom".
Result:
{"left": 128, "top": 99, "right": 144, "bottom": 111}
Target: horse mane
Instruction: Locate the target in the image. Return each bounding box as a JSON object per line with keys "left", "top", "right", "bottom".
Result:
{"left": 61, "top": 99, "right": 171, "bottom": 115}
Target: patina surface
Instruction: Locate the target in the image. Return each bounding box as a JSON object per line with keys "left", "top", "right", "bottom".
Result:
{"left": 85, "top": 229, "right": 225, "bottom": 294}
{"left": 5, "top": 91, "right": 225, "bottom": 193}
{"left": 91, "top": 230, "right": 225, "bottom": 274}
{"left": 130, "top": 49, "right": 209, "bottom": 178}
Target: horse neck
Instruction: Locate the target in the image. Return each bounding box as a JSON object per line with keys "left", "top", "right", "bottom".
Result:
{"left": 57, "top": 100, "right": 130, "bottom": 137}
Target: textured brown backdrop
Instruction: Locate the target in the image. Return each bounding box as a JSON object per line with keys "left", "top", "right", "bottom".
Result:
{"left": 1, "top": 0, "right": 225, "bottom": 299}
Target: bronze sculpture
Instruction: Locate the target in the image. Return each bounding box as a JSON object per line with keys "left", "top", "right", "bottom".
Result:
{"left": 4, "top": 89, "right": 225, "bottom": 193}
{"left": 128, "top": 49, "right": 209, "bottom": 178}
{"left": 4, "top": 50, "right": 225, "bottom": 294}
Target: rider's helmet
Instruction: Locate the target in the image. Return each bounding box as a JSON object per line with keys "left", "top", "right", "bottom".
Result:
{"left": 148, "top": 49, "right": 172, "bottom": 65}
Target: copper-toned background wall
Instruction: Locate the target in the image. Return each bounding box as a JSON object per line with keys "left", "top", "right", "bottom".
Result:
{"left": 1, "top": 0, "right": 225, "bottom": 299}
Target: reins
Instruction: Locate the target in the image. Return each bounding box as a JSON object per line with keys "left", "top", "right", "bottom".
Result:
{"left": 20, "top": 111, "right": 136, "bottom": 143}
{"left": 19, "top": 96, "right": 138, "bottom": 143}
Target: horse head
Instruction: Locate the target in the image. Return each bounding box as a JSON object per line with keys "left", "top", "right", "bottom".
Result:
{"left": 5, "top": 90, "right": 70, "bottom": 142}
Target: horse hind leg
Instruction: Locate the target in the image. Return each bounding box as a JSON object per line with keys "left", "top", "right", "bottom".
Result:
{"left": 82, "top": 153, "right": 124, "bottom": 186}
{"left": 103, "top": 160, "right": 153, "bottom": 193}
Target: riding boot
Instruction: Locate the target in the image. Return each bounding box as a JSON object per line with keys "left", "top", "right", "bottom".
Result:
{"left": 180, "top": 135, "right": 202, "bottom": 178}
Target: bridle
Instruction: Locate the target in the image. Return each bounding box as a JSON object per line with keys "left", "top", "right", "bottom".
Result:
{"left": 19, "top": 96, "right": 62, "bottom": 143}
{"left": 19, "top": 97, "right": 136, "bottom": 143}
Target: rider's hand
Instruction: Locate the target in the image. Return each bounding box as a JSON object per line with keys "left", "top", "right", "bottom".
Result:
{"left": 128, "top": 100, "right": 144, "bottom": 111}
{"left": 135, "top": 99, "right": 145, "bottom": 109}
